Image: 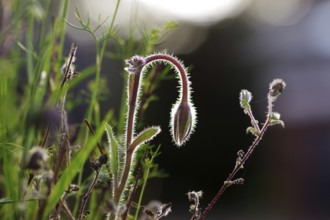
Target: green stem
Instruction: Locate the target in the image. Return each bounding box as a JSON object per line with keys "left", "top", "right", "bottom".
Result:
{"left": 133, "top": 161, "right": 150, "bottom": 220}
{"left": 57, "top": 0, "right": 70, "bottom": 61}
{"left": 26, "top": 13, "right": 34, "bottom": 86}
{"left": 84, "top": 0, "right": 121, "bottom": 142}
{"left": 133, "top": 146, "right": 160, "bottom": 220}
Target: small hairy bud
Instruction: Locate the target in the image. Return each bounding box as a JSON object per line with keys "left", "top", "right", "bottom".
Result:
{"left": 239, "top": 89, "right": 252, "bottom": 109}
{"left": 235, "top": 150, "right": 245, "bottom": 169}
{"left": 232, "top": 178, "right": 245, "bottom": 185}
{"left": 66, "top": 184, "right": 80, "bottom": 193}
{"left": 269, "top": 79, "right": 286, "bottom": 98}
{"left": 171, "top": 101, "right": 196, "bottom": 147}
{"left": 98, "top": 154, "right": 108, "bottom": 165}
{"left": 156, "top": 202, "right": 172, "bottom": 219}
{"left": 270, "top": 112, "right": 285, "bottom": 127}
{"left": 125, "top": 55, "right": 146, "bottom": 74}
{"left": 91, "top": 154, "right": 108, "bottom": 171}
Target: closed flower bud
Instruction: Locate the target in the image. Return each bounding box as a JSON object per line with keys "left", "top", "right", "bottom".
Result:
{"left": 269, "top": 79, "right": 286, "bottom": 98}
{"left": 125, "top": 55, "right": 146, "bottom": 74}
{"left": 171, "top": 101, "right": 196, "bottom": 147}
{"left": 239, "top": 89, "right": 252, "bottom": 109}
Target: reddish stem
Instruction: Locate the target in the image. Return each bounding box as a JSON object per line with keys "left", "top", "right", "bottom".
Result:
{"left": 115, "top": 54, "right": 191, "bottom": 217}
{"left": 200, "top": 116, "right": 271, "bottom": 220}
{"left": 145, "top": 54, "right": 189, "bottom": 103}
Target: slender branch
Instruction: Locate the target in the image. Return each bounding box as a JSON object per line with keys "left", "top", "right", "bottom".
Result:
{"left": 60, "top": 42, "right": 77, "bottom": 89}
{"left": 62, "top": 203, "right": 75, "bottom": 220}
{"left": 132, "top": 150, "right": 150, "bottom": 220}
{"left": 51, "top": 185, "right": 78, "bottom": 220}
{"left": 246, "top": 108, "right": 260, "bottom": 133}
{"left": 41, "top": 42, "right": 77, "bottom": 149}
{"left": 200, "top": 79, "right": 286, "bottom": 220}
{"left": 84, "top": 119, "right": 104, "bottom": 154}
{"left": 77, "top": 169, "right": 101, "bottom": 220}
{"left": 199, "top": 115, "right": 271, "bottom": 220}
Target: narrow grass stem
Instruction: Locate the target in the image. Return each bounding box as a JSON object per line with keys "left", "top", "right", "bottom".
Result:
{"left": 133, "top": 152, "right": 150, "bottom": 220}
{"left": 57, "top": 0, "right": 70, "bottom": 63}
{"left": 62, "top": 203, "right": 75, "bottom": 220}
{"left": 84, "top": 0, "right": 121, "bottom": 129}
{"left": 84, "top": 119, "right": 104, "bottom": 154}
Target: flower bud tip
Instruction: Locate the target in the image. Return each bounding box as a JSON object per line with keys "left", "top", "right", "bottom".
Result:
{"left": 171, "top": 101, "right": 197, "bottom": 147}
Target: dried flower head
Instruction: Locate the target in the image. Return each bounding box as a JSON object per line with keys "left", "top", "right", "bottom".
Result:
{"left": 27, "top": 147, "right": 49, "bottom": 172}
{"left": 61, "top": 42, "right": 78, "bottom": 85}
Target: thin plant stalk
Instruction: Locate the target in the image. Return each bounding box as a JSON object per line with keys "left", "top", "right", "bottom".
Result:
{"left": 77, "top": 169, "right": 101, "bottom": 220}
{"left": 111, "top": 53, "right": 196, "bottom": 219}
{"left": 199, "top": 79, "right": 286, "bottom": 220}
{"left": 84, "top": 0, "right": 121, "bottom": 134}
{"left": 133, "top": 146, "right": 160, "bottom": 220}
{"left": 199, "top": 115, "right": 271, "bottom": 220}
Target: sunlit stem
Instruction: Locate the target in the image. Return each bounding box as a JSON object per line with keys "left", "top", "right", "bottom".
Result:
{"left": 115, "top": 54, "right": 191, "bottom": 218}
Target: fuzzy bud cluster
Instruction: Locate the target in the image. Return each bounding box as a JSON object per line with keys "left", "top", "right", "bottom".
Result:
{"left": 125, "top": 55, "right": 146, "bottom": 74}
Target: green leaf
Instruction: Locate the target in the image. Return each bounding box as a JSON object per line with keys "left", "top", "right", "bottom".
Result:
{"left": 269, "top": 112, "right": 285, "bottom": 127}
{"left": 246, "top": 126, "right": 260, "bottom": 137}
{"left": 131, "top": 126, "right": 161, "bottom": 151}
{"left": 105, "top": 124, "right": 120, "bottom": 185}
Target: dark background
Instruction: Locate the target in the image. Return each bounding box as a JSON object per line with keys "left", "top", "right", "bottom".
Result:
{"left": 67, "top": 0, "right": 330, "bottom": 219}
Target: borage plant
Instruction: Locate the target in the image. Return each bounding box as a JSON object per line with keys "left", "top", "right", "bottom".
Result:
{"left": 105, "top": 53, "right": 197, "bottom": 220}
{"left": 26, "top": 48, "right": 197, "bottom": 220}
